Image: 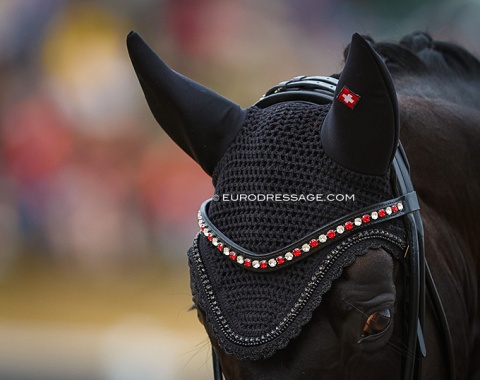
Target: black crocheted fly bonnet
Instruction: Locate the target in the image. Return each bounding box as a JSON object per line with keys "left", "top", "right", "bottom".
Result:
{"left": 127, "top": 32, "right": 410, "bottom": 360}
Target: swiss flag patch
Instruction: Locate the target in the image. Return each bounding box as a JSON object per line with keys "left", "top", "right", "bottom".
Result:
{"left": 337, "top": 86, "right": 360, "bottom": 109}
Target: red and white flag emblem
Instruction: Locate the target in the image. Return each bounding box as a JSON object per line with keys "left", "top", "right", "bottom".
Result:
{"left": 337, "top": 86, "right": 360, "bottom": 109}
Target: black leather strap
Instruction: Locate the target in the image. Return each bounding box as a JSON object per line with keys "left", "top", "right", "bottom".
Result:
{"left": 426, "top": 257, "right": 456, "bottom": 379}
{"left": 393, "top": 145, "right": 455, "bottom": 380}
{"left": 212, "top": 347, "right": 223, "bottom": 380}
{"left": 255, "top": 76, "right": 338, "bottom": 108}
{"left": 393, "top": 148, "right": 425, "bottom": 380}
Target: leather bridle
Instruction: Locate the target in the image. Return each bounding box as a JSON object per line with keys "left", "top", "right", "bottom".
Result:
{"left": 209, "top": 76, "right": 455, "bottom": 380}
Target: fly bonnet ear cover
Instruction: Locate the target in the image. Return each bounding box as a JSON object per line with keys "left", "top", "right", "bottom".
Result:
{"left": 127, "top": 32, "right": 409, "bottom": 360}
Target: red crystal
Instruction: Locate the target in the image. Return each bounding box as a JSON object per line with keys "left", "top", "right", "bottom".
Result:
{"left": 344, "top": 221, "right": 353, "bottom": 230}
{"left": 208, "top": 234, "right": 213, "bottom": 241}
{"left": 309, "top": 239, "right": 319, "bottom": 248}
{"left": 362, "top": 214, "right": 371, "bottom": 223}
{"left": 392, "top": 205, "right": 399, "bottom": 213}
{"left": 276, "top": 256, "right": 285, "bottom": 265}
{"left": 260, "top": 260, "right": 268, "bottom": 269}
{"left": 293, "top": 248, "right": 302, "bottom": 257}
{"left": 201, "top": 226, "right": 205, "bottom": 232}
{"left": 326, "top": 230, "right": 336, "bottom": 239}
{"left": 229, "top": 252, "right": 236, "bottom": 261}
{"left": 244, "top": 258, "right": 251, "bottom": 267}
{"left": 217, "top": 244, "right": 223, "bottom": 251}
{"left": 378, "top": 209, "right": 386, "bottom": 218}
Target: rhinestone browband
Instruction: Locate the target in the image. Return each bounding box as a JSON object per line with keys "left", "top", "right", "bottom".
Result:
{"left": 197, "top": 191, "right": 419, "bottom": 272}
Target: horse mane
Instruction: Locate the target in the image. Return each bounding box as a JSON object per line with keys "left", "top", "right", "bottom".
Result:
{"left": 358, "top": 32, "right": 480, "bottom": 80}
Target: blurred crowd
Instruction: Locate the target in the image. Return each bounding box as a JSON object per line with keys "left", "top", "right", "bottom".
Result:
{"left": 0, "top": 0, "right": 478, "bottom": 273}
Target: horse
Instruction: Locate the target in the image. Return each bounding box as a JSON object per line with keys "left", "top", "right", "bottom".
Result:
{"left": 127, "top": 31, "right": 480, "bottom": 379}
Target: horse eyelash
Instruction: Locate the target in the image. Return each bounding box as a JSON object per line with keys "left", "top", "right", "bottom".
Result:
{"left": 345, "top": 300, "right": 369, "bottom": 318}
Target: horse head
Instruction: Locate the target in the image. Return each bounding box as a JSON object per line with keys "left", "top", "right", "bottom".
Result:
{"left": 127, "top": 31, "right": 479, "bottom": 379}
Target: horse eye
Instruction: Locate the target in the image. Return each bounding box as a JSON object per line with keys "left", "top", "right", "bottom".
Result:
{"left": 361, "top": 309, "right": 391, "bottom": 340}
{"left": 189, "top": 304, "right": 204, "bottom": 324}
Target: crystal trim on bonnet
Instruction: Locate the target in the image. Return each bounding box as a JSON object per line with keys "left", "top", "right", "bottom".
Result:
{"left": 190, "top": 229, "right": 406, "bottom": 348}
{"left": 197, "top": 191, "right": 418, "bottom": 272}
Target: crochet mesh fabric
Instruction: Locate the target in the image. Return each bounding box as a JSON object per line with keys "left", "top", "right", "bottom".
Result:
{"left": 188, "top": 101, "right": 406, "bottom": 360}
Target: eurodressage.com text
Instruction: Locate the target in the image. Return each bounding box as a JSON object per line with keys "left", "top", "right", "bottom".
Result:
{"left": 214, "top": 193, "right": 355, "bottom": 202}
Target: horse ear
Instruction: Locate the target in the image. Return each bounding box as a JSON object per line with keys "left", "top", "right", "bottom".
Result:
{"left": 321, "top": 33, "right": 399, "bottom": 176}
{"left": 127, "top": 32, "right": 246, "bottom": 176}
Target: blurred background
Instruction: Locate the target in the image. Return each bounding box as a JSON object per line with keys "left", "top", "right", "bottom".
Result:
{"left": 0, "top": 0, "right": 478, "bottom": 379}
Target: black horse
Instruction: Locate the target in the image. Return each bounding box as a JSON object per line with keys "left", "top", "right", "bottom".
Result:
{"left": 127, "top": 31, "right": 480, "bottom": 379}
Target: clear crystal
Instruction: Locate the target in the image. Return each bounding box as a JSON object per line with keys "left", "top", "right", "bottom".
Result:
{"left": 397, "top": 202, "right": 404, "bottom": 211}
{"left": 386, "top": 207, "right": 392, "bottom": 215}
{"left": 371, "top": 211, "right": 378, "bottom": 220}
{"left": 268, "top": 259, "right": 277, "bottom": 267}
{"left": 319, "top": 234, "right": 327, "bottom": 243}
{"left": 237, "top": 255, "right": 244, "bottom": 264}
{"left": 302, "top": 244, "right": 311, "bottom": 252}
{"left": 336, "top": 225, "right": 345, "bottom": 234}
{"left": 212, "top": 237, "right": 218, "bottom": 246}
{"left": 223, "top": 247, "right": 230, "bottom": 255}
{"left": 285, "top": 252, "right": 294, "bottom": 261}
{"left": 252, "top": 260, "right": 260, "bottom": 269}
{"left": 354, "top": 217, "right": 362, "bottom": 226}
